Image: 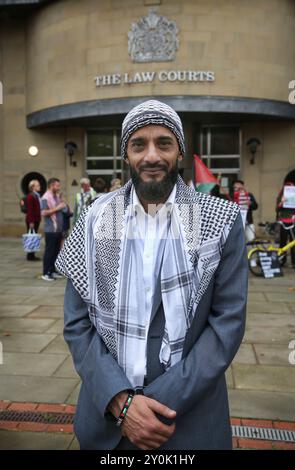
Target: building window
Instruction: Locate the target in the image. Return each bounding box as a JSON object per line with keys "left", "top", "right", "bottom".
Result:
{"left": 200, "top": 125, "right": 241, "bottom": 190}
{"left": 86, "top": 129, "right": 128, "bottom": 189}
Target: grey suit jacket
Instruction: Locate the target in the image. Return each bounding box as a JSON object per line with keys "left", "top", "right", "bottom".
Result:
{"left": 63, "top": 214, "right": 248, "bottom": 450}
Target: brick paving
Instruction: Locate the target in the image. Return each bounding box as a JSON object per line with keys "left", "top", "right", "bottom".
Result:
{"left": 1, "top": 401, "right": 294, "bottom": 450}
{"left": 0, "top": 237, "right": 294, "bottom": 449}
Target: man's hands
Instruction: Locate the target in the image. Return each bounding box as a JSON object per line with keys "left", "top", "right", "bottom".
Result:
{"left": 41, "top": 202, "right": 66, "bottom": 217}
{"left": 56, "top": 202, "right": 66, "bottom": 211}
{"left": 108, "top": 391, "right": 176, "bottom": 450}
{"left": 122, "top": 395, "right": 176, "bottom": 450}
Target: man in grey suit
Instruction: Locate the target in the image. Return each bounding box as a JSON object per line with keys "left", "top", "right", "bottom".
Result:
{"left": 56, "top": 100, "right": 248, "bottom": 450}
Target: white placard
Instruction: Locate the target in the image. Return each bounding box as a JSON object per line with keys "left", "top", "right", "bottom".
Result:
{"left": 283, "top": 186, "right": 295, "bottom": 209}
{"left": 221, "top": 177, "right": 228, "bottom": 188}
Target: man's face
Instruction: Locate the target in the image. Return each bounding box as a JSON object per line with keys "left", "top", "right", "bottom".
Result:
{"left": 81, "top": 183, "right": 90, "bottom": 192}
{"left": 233, "top": 182, "right": 244, "bottom": 192}
{"left": 34, "top": 182, "right": 41, "bottom": 192}
{"left": 51, "top": 181, "right": 61, "bottom": 194}
{"left": 126, "top": 125, "right": 182, "bottom": 202}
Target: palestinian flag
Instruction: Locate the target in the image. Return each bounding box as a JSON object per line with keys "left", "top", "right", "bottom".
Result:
{"left": 193, "top": 154, "right": 219, "bottom": 193}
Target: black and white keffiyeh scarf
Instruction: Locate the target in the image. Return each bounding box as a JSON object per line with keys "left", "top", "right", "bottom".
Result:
{"left": 56, "top": 177, "right": 240, "bottom": 387}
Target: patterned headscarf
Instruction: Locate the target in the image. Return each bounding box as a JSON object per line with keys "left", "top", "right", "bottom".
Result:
{"left": 120, "top": 100, "right": 185, "bottom": 159}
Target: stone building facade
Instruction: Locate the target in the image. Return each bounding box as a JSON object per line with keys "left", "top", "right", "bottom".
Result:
{"left": 0, "top": 0, "right": 294, "bottom": 235}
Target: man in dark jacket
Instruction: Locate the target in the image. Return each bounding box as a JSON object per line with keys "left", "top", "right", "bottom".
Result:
{"left": 56, "top": 100, "right": 248, "bottom": 450}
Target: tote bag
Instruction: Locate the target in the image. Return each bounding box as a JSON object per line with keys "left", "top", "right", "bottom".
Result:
{"left": 22, "top": 229, "right": 42, "bottom": 253}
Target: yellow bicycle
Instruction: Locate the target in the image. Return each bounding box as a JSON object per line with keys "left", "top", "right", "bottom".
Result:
{"left": 247, "top": 221, "right": 295, "bottom": 276}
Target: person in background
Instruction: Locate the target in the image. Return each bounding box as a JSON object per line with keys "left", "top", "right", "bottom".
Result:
{"left": 41, "top": 178, "right": 66, "bottom": 281}
{"left": 210, "top": 184, "right": 230, "bottom": 201}
{"left": 232, "top": 180, "right": 258, "bottom": 242}
{"left": 186, "top": 178, "right": 195, "bottom": 190}
{"left": 59, "top": 192, "right": 73, "bottom": 248}
{"left": 109, "top": 177, "right": 122, "bottom": 192}
{"left": 73, "top": 177, "right": 97, "bottom": 225}
{"left": 94, "top": 176, "right": 108, "bottom": 195}
{"left": 276, "top": 181, "right": 295, "bottom": 268}
{"left": 25, "top": 179, "right": 41, "bottom": 261}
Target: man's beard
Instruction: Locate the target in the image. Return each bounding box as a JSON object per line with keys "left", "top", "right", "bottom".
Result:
{"left": 130, "top": 161, "right": 179, "bottom": 202}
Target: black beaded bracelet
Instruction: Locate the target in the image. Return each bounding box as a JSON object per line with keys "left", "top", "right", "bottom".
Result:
{"left": 116, "top": 391, "right": 135, "bottom": 427}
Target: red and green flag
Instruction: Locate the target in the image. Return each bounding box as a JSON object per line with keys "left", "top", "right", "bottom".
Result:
{"left": 193, "top": 154, "right": 219, "bottom": 193}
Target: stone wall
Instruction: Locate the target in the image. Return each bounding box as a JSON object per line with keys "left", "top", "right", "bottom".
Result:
{"left": 25, "top": 0, "right": 295, "bottom": 112}
{"left": 0, "top": 0, "right": 294, "bottom": 235}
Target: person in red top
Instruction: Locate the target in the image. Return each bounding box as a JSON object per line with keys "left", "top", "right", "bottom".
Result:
{"left": 276, "top": 181, "right": 295, "bottom": 268}
{"left": 232, "top": 180, "right": 258, "bottom": 242}
{"left": 25, "top": 179, "right": 41, "bottom": 261}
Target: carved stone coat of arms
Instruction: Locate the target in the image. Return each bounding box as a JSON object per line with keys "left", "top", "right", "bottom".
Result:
{"left": 128, "top": 9, "right": 179, "bottom": 63}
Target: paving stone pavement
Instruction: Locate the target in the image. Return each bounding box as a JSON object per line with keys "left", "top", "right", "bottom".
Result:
{"left": 0, "top": 237, "right": 294, "bottom": 449}
{"left": 0, "top": 430, "right": 77, "bottom": 450}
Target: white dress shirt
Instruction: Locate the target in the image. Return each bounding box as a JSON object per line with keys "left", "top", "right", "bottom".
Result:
{"left": 130, "top": 184, "right": 176, "bottom": 378}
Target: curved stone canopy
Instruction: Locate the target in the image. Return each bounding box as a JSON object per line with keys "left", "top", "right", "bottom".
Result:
{"left": 27, "top": 96, "right": 295, "bottom": 128}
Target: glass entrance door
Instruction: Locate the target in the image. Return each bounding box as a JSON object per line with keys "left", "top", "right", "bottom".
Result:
{"left": 200, "top": 125, "right": 241, "bottom": 195}
{"left": 86, "top": 129, "right": 129, "bottom": 190}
